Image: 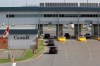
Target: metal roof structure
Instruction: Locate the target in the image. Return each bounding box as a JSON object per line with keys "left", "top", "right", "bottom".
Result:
{"left": 0, "top": 7, "right": 100, "bottom": 12}
{"left": 0, "top": 29, "right": 38, "bottom": 34}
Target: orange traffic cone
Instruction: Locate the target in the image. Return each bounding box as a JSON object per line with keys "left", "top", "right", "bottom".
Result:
{"left": 12, "top": 57, "right": 14, "bottom": 63}
{"left": 11, "top": 55, "right": 14, "bottom": 63}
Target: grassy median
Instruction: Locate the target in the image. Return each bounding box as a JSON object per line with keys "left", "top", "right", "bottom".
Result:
{"left": 0, "top": 39, "right": 45, "bottom": 63}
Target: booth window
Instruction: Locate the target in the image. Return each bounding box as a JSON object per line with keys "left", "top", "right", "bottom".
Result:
{"left": 6, "top": 14, "right": 14, "bottom": 18}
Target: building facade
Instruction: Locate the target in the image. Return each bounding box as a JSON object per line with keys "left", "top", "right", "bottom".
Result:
{"left": 0, "top": 3, "right": 100, "bottom": 43}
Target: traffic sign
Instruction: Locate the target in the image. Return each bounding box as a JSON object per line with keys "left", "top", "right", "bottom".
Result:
{"left": 85, "top": 20, "right": 92, "bottom": 24}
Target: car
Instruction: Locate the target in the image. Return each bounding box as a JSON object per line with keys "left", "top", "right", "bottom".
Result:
{"left": 48, "top": 37, "right": 54, "bottom": 43}
{"left": 49, "top": 46, "right": 58, "bottom": 54}
{"left": 84, "top": 33, "right": 91, "bottom": 39}
{"left": 57, "top": 37, "right": 66, "bottom": 42}
{"left": 47, "top": 41, "right": 55, "bottom": 46}
{"left": 44, "top": 34, "right": 50, "bottom": 39}
{"left": 48, "top": 39, "right": 54, "bottom": 43}
{"left": 64, "top": 33, "right": 70, "bottom": 39}
{"left": 49, "top": 36, "right": 54, "bottom": 39}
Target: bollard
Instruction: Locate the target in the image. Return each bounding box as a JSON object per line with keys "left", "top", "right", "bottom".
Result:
{"left": 12, "top": 63, "right": 16, "bottom": 66}
{"left": 12, "top": 57, "right": 14, "bottom": 63}
{"left": 11, "top": 55, "right": 14, "bottom": 63}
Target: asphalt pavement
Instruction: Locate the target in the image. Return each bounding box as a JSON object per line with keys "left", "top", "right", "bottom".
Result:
{"left": 0, "top": 27, "right": 100, "bottom": 66}
{"left": 1, "top": 39, "right": 100, "bottom": 66}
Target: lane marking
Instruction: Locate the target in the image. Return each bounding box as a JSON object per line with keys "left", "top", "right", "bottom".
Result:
{"left": 64, "top": 43, "right": 68, "bottom": 59}
{"left": 12, "top": 63, "right": 16, "bottom": 66}
{"left": 84, "top": 41, "right": 93, "bottom": 60}
{"left": 62, "top": 42, "right": 68, "bottom": 60}
{"left": 51, "top": 55, "right": 55, "bottom": 66}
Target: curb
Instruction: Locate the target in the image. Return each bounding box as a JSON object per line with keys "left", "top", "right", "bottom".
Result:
{"left": 0, "top": 47, "right": 46, "bottom": 65}
{"left": 16, "top": 46, "right": 46, "bottom": 63}
{"left": 0, "top": 39, "right": 46, "bottom": 65}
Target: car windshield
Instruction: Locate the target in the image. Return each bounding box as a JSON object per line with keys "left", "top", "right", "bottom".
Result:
{"left": 86, "top": 33, "right": 90, "bottom": 35}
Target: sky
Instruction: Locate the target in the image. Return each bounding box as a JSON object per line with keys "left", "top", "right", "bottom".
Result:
{"left": 0, "top": 0, "right": 100, "bottom": 7}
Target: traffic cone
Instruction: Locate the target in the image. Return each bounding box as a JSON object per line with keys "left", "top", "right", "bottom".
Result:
{"left": 12, "top": 57, "right": 14, "bottom": 63}
{"left": 11, "top": 55, "right": 14, "bottom": 63}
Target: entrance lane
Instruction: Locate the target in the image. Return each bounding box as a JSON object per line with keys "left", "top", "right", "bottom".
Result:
{"left": 1, "top": 40, "right": 100, "bottom": 66}
{"left": 16, "top": 40, "right": 68, "bottom": 66}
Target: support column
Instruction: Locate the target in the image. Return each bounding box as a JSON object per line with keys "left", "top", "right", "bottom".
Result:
{"left": 92, "top": 24, "right": 100, "bottom": 38}
{"left": 38, "top": 24, "right": 43, "bottom": 37}
{"left": 56, "top": 24, "right": 63, "bottom": 37}
{"left": 74, "top": 24, "right": 81, "bottom": 38}
{"left": 99, "top": 24, "right": 100, "bottom": 37}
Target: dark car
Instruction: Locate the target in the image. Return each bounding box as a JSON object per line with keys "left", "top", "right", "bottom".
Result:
{"left": 48, "top": 41, "right": 55, "bottom": 46}
{"left": 49, "top": 36, "right": 54, "bottom": 40}
{"left": 84, "top": 33, "right": 91, "bottom": 39}
{"left": 49, "top": 46, "right": 58, "bottom": 54}
{"left": 48, "top": 39, "right": 54, "bottom": 43}
{"left": 44, "top": 34, "right": 50, "bottom": 39}
{"left": 64, "top": 33, "right": 70, "bottom": 39}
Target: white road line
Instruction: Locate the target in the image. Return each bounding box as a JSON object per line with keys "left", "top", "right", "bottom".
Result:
{"left": 84, "top": 41, "right": 93, "bottom": 60}
{"left": 63, "top": 42, "right": 68, "bottom": 59}
{"left": 12, "top": 63, "right": 16, "bottom": 66}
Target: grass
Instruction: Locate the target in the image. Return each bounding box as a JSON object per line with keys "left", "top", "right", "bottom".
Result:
{"left": 0, "top": 59, "right": 11, "bottom": 63}
{"left": 0, "top": 39, "right": 45, "bottom": 63}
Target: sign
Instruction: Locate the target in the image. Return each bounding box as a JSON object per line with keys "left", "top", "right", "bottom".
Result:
{"left": 85, "top": 20, "right": 92, "bottom": 24}
{"left": 14, "top": 35, "right": 30, "bottom": 39}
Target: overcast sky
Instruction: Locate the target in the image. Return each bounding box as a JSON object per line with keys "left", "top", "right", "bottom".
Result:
{"left": 0, "top": 0, "right": 100, "bottom": 7}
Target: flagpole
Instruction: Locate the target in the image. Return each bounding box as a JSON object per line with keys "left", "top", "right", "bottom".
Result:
{"left": 8, "top": 13, "right": 10, "bottom": 60}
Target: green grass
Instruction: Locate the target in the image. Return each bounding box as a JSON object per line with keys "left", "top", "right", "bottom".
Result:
{"left": 0, "top": 59, "right": 10, "bottom": 63}
{"left": 0, "top": 39, "right": 45, "bottom": 63}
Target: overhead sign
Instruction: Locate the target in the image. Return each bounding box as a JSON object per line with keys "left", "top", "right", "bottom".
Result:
{"left": 85, "top": 20, "right": 92, "bottom": 24}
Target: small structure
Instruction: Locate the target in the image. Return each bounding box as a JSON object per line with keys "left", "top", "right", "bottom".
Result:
{"left": 0, "top": 29, "right": 38, "bottom": 49}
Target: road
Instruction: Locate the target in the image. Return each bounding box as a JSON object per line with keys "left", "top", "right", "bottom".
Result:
{"left": 1, "top": 39, "right": 100, "bottom": 66}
